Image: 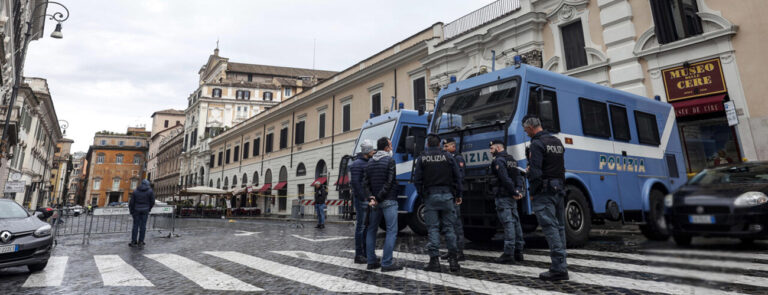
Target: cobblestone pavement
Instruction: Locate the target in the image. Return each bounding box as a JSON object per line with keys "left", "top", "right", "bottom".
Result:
{"left": 1, "top": 217, "right": 767, "bottom": 294}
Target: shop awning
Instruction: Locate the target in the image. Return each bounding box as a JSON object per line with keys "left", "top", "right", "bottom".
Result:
{"left": 671, "top": 94, "right": 726, "bottom": 117}
{"left": 311, "top": 177, "right": 327, "bottom": 186}
{"left": 335, "top": 175, "right": 350, "bottom": 185}
{"left": 273, "top": 181, "right": 287, "bottom": 190}
{"left": 179, "top": 186, "right": 228, "bottom": 196}
{"left": 258, "top": 183, "right": 272, "bottom": 192}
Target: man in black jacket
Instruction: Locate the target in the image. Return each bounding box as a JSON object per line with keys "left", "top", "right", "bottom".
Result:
{"left": 489, "top": 139, "right": 525, "bottom": 264}
{"left": 363, "top": 137, "right": 402, "bottom": 272}
{"left": 129, "top": 179, "right": 155, "bottom": 248}
{"left": 314, "top": 182, "right": 328, "bottom": 229}
{"left": 350, "top": 139, "right": 375, "bottom": 263}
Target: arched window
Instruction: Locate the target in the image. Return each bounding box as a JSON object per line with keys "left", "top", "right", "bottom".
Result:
{"left": 264, "top": 169, "right": 272, "bottom": 185}
{"left": 252, "top": 172, "right": 259, "bottom": 186}
{"left": 242, "top": 173, "right": 247, "bottom": 188}
{"left": 209, "top": 179, "right": 213, "bottom": 187}
{"left": 217, "top": 178, "right": 221, "bottom": 189}
{"left": 199, "top": 167, "right": 205, "bottom": 185}
{"left": 296, "top": 162, "right": 306, "bottom": 176}
{"left": 212, "top": 88, "right": 222, "bottom": 98}
{"left": 224, "top": 177, "right": 229, "bottom": 189}
{"left": 315, "top": 160, "right": 328, "bottom": 179}
{"left": 232, "top": 177, "right": 237, "bottom": 189}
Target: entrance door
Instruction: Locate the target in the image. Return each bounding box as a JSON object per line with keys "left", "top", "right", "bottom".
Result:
{"left": 108, "top": 192, "right": 120, "bottom": 204}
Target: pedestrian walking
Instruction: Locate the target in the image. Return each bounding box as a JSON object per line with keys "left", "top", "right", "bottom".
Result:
{"left": 350, "top": 139, "right": 376, "bottom": 264}
{"left": 363, "top": 137, "right": 403, "bottom": 272}
{"left": 313, "top": 181, "right": 328, "bottom": 229}
{"left": 441, "top": 138, "right": 466, "bottom": 261}
{"left": 129, "top": 179, "right": 155, "bottom": 249}
{"left": 523, "top": 115, "right": 568, "bottom": 281}
{"left": 489, "top": 139, "right": 525, "bottom": 264}
{"left": 414, "top": 134, "right": 463, "bottom": 272}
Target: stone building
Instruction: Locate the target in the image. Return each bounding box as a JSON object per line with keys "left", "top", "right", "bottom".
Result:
{"left": 84, "top": 127, "right": 149, "bottom": 207}
{"left": 67, "top": 151, "right": 86, "bottom": 205}
{"left": 50, "top": 138, "right": 73, "bottom": 206}
{"left": 154, "top": 128, "right": 183, "bottom": 201}
{"left": 147, "top": 109, "right": 184, "bottom": 182}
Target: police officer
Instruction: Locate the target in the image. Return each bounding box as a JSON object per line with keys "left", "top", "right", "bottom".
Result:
{"left": 489, "top": 139, "right": 525, "bottom": 264}
{"left": 441, "top": 138, "right": 466, "bottom": 261}
{"left": 523, "top": 115, "right": 568, "bottom": 281}
{"left": 413, "top": 134, "right": 463, "bottom": 272}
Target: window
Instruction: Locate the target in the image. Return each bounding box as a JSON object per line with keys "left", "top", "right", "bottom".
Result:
{"left": 224, "top": 177, "right": 228, "bottom": 189}
{"left": 413, "top": 77, "right": 426, "bottom": 111}
{"left": 100, "top": 140, "right": 106, "bottom": 145}
{"left": 263, "top": 92, "right": 273, "bottom": 101}
{"left": 236, "top": 106, "right": 248, "bottom": 118}
{"left": 248, "top": 74, "right": 253, "bottom": 82}
{"left": 118, "top": 141, "right": 125, "bottom": 147}
{"left": 296, "top": 163, "right": 306, "bottom": 176}
{"left": 133, "top": 154, "right": 142, "bottom": 165}
{"left": 112, "top": 178, "right": 121, "bottom": 191}
{"left": 212, "top": 88, "right": 222, "bottom": 98}
{"left": 93, "top": 178, "right": 101, "bottom": 190}
{"left": 265, "top": 134, "right": 274, "bottom": 153}
{"left": 116, "top": 154, "right": 124, "bottom": 164}
{"left": 164, "top": 120, "right": 169, "bottom": 128}
{"left": 342, "top": 104, "right": 351, "bottom": 132}
{"left": 279, "top": 127, "right": 288, "bottom": 149}
{"left": 176, "top": 120, "right": 180, "bottom": 125}
{"left": 97, "top": 153, "right": 105, "bottom": 164}
{"left": 243, "top": 142, "right": 250, "bottom": 159}
{"left": 284, "top": 88, "right": 292, "bottom": 97}
{"left": 396, "top": 126, "right": 427, "bottom": 153}
{"left": 217, "top": 178, "right": 221, "bottom": 189}
{"left": 253, "top": 172, "right": 259, "bottom": 185}
{"left": 191, "top": 129, "right": 197, "bottom": 147}
{"left": 253, "top": 138, "right": 261, "bottom": 156}
{"left": 184, "top": 135, "right": 188, "bottom": 151}
{"left": 635, "top": 111, "right": 660, "bottom": 145}
{"left": 318, "top": 113, "right": 326, "bottom": 139}
{"left": 130, "top": 179, "right": 138, "bottom": 190}
{"left": 234, "top": 146, "right": 240, "bottom": 162}
{"left": 236, "top": 90, "right": 251, "bottom": 100}
{"left": 561, "top": 20, "right": 587, "bottom": 70}
{"left": 295, "top": 121, "right": 305, "bottom": 145}
{"left": 135, "top": 141, "right": 142, "bottom": 147}
{"left": 217, "top": 151, "right": 223, "bottom": 166}
{"left": 371, "top": 92, "right": 381, "bottom": 116}
{"left": 225, "top": 149, "right": 231, "bottom": 164}
{"left": 579, "top": 98, "right": 610, "bottom": 138}
{"left": 650, "top": 0, "right": 702, "bottom": 45}
{"left": 232, "top": 177, "right": 237, "bottom": 189}
{"left": 527, "top": 86, "right": 560, "bottom": 133}
{"left": 609, "top": 105, "right": 631, "bottom": 141}
{"left": 209, "top": 155, "right": 215, "bottom": 168}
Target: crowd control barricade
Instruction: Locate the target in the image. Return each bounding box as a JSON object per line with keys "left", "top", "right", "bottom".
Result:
{"left": 79, "top": 205, "right": 176, "bottom": 244}
{"left": 297, "top": 199, "right": 351, "bottom": 220}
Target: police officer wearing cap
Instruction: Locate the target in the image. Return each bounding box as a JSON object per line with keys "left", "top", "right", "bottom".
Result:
{"left": 441, "top": 138, "right": 466, "bottom": 261}
{"left": 489, "top": 139, "right": 525, "bottom": 264}
{"left": 523, "top": 115, "right": 568, "bottom": 281}
{"left": 413, "top": 134, "right": 463, "bottom": 272}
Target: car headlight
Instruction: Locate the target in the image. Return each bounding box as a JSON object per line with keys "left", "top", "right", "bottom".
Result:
{"left": 664, "top": 194, "right": 674, "bottom": 208}
{"left": 33, "top": 224, "right": 52, "bottom": 237}
{"left": 734, "top": 192, "right": 768, "bottom": 207}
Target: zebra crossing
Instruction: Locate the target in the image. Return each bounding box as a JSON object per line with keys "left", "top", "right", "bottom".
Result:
{"left": 10, "top": 246, "right": 768, "bottom": 294}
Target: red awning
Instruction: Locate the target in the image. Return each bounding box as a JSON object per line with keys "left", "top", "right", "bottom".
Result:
{"left": 671, "top": 94, "right": 726, "bottom": 117}
{"left": 311, "top": 177, "right": 327, "bottom": 186}
{"left": 273, "top": 181, "right": 287, "bottom": 190}
{"left": 258, "top": 183, "right": 272, "bottom": 192}
{"left": 335, "top": 175, "right": 350, "bottom": 185}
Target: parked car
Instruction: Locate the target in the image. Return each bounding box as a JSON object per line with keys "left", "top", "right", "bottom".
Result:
{"left": 665, "top": 162, "right": 768, "bottom": 246}
{"left": 71, "top": 205, "right": 84, "bottom": 216}
{"left": 0, "top": 199, "right": 54, "bottom": 271}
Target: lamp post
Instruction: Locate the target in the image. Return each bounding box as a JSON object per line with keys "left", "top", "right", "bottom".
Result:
{"left": 1, "top": 1, "right": 70, "bottom": 160}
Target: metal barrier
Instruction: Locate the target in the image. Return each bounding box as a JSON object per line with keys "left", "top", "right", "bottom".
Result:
{"left": 296, "top": 199, "right": 351, "bottom": 220}
{"left": 50, "top": 206, "right": 176, "bottom": 244}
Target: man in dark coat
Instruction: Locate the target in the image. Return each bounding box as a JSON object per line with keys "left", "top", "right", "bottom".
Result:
{"left": 314, "top": 182, "right": 328, "bottom": 228}
{"left": 129, "top": 179, "right": 155, "bottom": 248}
{"left": 350, "top": 139, "right": 376, "bottom": 263}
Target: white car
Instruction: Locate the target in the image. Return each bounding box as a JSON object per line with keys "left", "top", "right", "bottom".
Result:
{"left": 71, "top": 205, "right": 84, "bottom": 216}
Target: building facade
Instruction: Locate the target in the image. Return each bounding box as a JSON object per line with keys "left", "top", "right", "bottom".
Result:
{"left": 155, "top": 128, "right": 183, "bottom": 201}
{"left": 50, "top": 138, "right": 73, "bottom": 206}
{"left": 147, "top": 109, "right": 184, "bottom": 183}
{"left": 67, "top": 151, "right": 85, "bottom": 205}
{"left": 84, "top": 127, "right": 149, "bottom": 207}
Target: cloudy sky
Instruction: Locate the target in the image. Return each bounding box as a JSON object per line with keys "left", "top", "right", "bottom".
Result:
{"left": 24, "top": 0, "right": 491, "bottom": 152}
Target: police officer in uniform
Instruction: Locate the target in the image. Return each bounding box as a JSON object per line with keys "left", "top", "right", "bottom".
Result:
{"left": 489, "top": 139, "right": 525, "bottom": 264}
{"left": 413, "top": 134, "right": 463, "bottom": 272}
{"left": 523, "top": 115, "right": 568, "bottom": 281}
{"left": 441, "top": 138, "right": 466, "bottom": 261}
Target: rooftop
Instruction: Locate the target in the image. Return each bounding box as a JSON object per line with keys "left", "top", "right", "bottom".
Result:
{"left": 226, "top": 62, "right": 337, "bottom": 80}
{"left": 151, "top": 109, "right": 185, "bottom": 117}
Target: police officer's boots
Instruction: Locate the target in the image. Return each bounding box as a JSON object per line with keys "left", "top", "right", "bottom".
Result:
{"left": 514, "top": 250, "right": 524, "bottom": 262}
{"left": 494, "top": 253, "right": 516, "bottom": 264}
{"left": 448, "top": 253, "right": 461, "bottom": 272}
{"left": 423, "top": 256, "right": 441, "bottom": 272}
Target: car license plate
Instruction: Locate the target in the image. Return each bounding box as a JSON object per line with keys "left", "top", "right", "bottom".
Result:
{"left": 689, "top": 215, "right": 715, "bottom": 224}
{"left": 0, "top": 244, "right": 18, "bottom": 254}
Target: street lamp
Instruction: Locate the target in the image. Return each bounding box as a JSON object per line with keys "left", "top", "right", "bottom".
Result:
{"left": 59, "top": 120, "right": 68, "bottom": 136}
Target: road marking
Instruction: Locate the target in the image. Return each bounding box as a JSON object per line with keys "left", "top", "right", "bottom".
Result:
{"left": 544, "top": 249, "right": 768, "bottom": 272}
{"left": 145, "top": 253, "right": 262, "bottom": 291}
{"left": 205, "top": 251, "right": 400, "bottom": 294}
{"left": 273, "top": 250, "right": 567, "bottom": 295}
{"left": 291, "top": 234, "right": 353, "bottom": 242}
{"left": 93, "top": 255, "right": 154, "bottom": 286}
{"left": 642, "top": 248, "right": 768, "bottom": 261}
{"left": 234, "top": 230, "right": 260, "bottom": 236}
{"left": 22, "top": 256, "right": 68, "bottom": 287}
{"left": 464, "top": 249, "right": 768, "bottom": 288}
{"left": 372, "top": 250, "right": 741, "bottom": 295}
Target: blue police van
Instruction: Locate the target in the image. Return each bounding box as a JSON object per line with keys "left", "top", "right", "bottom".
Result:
{"left": 343, "top": 62, "right": 687, "bottom": 247}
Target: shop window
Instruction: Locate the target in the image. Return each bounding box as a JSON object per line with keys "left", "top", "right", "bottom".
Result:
{"left": 579, "top": 98, "right": 610, "bottom": 138}
{"left": 561, "top": 20, "right": 587, "bottom": 70}
{"left": 527, "top": 87, "right": 560, "bottom": 133}
{"left": 650, "top": 0, "right": 702, "bottom": 45}
{"left": 609, "top": 105, "right": 631, "bottom": 141}
{"left": 634, "top": 111, "right": 660, "bottom": 145}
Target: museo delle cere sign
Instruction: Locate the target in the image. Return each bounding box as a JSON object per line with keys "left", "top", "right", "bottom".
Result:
{"left": 662, "top": 58, "right": 727, "bottom": 102}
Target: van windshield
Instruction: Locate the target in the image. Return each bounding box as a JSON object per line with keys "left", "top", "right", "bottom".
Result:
{"left": 353, "top": 120, "right": 396, "bottom": 154}
{"left": 432, "top": 79, "right": 519, "bottom": 134}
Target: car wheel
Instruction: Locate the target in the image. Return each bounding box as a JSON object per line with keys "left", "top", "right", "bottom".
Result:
{"left": 565, "top": 185, "right": 591, "bottom": 248}
{"left": 27, "top": 261, "right": 48, "bottom": 272}
{"left": 640, "top": 190, "right": 670, "bottom": 241}
{"left": 673, "top": 233, "right": 692, "bottom": 246}
{"left": 408, "top": 198, "right": 427, "bottom": 236}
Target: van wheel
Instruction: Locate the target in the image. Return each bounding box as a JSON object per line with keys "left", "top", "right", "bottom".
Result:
{"left": 565, "top": 185, "right": 591, "bottom": 248}
{"left": 27, "top": 261, "right": 48, "bottom": 272}
{"left": 408, "top": 198, "right": 427, "bottom": 236}
{"left": 640, "top": 190, "right": 670, "bottom": 241}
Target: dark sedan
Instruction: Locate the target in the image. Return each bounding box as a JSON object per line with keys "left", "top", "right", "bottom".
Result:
{"left": 665, "top": 162, "right": 768, "bottom": 246}
{"left": 0, "top": 199, "right": 54, "bottom": 271}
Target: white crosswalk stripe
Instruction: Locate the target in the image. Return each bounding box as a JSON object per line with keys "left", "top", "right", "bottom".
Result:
{"left": 642, "top": 248, "right": 768, "bottom": 261}
{"left": 273, "top": 250, "right": 568, "bottom": 295}
{"left": 544, "top": 248, "right": 768, "bottom": 272}
{"left": 363, "top": 250, "right": 742, "bottom": 295}
{"left": 93, "top": 255, "right": 154, "bottom": 287}
{"left": 22, "top": 256, "right": 68, "bottom": 287}
{"left": 145, "top": 253, "right": 263, "bottom": 292}
{"left": 463, "top": 249, "right": 768, "bottom": 288}
{"left": 205, "top": 251, "right": 401, "bottom": 294}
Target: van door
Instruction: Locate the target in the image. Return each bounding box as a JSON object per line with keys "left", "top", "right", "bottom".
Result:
{"left": 607, "top": 103, "right": 641, "bottom": 221}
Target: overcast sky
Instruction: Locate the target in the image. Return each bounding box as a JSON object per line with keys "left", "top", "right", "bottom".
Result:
{"left": 25, "top": 0, "right": 492, "bottom": 152}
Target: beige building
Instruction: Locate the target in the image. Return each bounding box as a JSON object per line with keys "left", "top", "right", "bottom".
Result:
{"left": 147, "top": 109, "right": 184, "bottom": 182}
{"left": 50, "top": 138, "right": 73, "bottom": 206}
{"left": 155, "top": 128, "right": 184, "bottom": 201}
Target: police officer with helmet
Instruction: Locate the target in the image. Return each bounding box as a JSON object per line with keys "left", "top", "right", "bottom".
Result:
{"left": 523, "top": 115, "right": 568, "bottom": 281}
{"left": 413, "top": 134, "right": 463, "bottom": 272}
{"left": 488, "top": 139, "right": 525, "bottom": 264}
{"left": 441, "top": 138, "right": 466, "bottom": 261}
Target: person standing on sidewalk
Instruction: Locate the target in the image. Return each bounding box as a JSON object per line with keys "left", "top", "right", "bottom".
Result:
{"left": 129, "top": 179, "right": 155, "bottom": 248}
{"left": 414, "top": 134, "right": 463, "bottom": 272}
{"left": 363, "top": 137, "right": 403, "bottom": 272}
{"left": 313, "top": 182, "right": 328, "bottom": 229}
{"left": 442, "top": 138, "right": 466, "bottom": 261}
{"left": 350, "top": 139, "right": 375, "bottom": 263}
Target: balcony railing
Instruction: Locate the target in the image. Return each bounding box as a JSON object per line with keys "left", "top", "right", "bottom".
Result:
{"left": 443, "top": 0, "right": 521, "bottom": 40}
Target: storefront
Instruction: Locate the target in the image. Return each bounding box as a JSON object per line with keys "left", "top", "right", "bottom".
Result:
{"left": 664, "top": 58, "right": 742, "bottom": 176}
